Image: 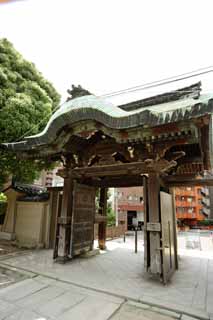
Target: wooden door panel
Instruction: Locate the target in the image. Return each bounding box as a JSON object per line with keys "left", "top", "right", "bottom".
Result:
{"left": 70, "top": 182, "right": 96, "bottom": 257}
{"left": 160, "top": 191, "right": 176, "bottom": 284}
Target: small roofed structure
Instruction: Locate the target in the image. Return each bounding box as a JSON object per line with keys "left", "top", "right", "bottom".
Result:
{"left": 0, "top": 181, "right": 50, "bottom": 248}
{"left": 2, "top": 82, "right": 213, "bottom": 284}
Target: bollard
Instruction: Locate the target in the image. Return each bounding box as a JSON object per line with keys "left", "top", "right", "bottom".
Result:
{"left": 135, "top": 227, "right": 138, "bottom": 253}
{"left": 123, "top": 232, "right": 126, "bottom": 243}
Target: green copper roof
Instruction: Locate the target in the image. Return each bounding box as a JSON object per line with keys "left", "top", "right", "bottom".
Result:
{"left": 2, "top": 88, "right": 213, "bottom": 152}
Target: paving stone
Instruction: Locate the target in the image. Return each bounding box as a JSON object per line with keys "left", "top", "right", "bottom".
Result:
{"left": 37, "top": 290, "right": 86, "bottom": 318}
{"left": 57, "top": 295, "right": 121, "bottom": 320}
{"left": 77, "top": 286, "right": 125, "bottom": 304}
{"left": 3, "top": 309, "right": 47, "bottom": 320}
{"left": 151, "top": 306, "right": 180, "bottom": 318}
{"left": 183, "top": 306, "right": 209, "bottom": 320}
{"left": 112, "top": 303, "right": 176, "bottom": 320}
{"left": 141, "top": 295, "right": 185, "bottom": 314}
{"left": 15, "top": 284, "right": 65, "bottom": 308}
{"left": 33, "top": 275, "right": 58, "bottom": 286}
{"left": 181, "top": 315, "right": 197, "bottom": 320}
{"left": 1, "top": 235, "right": 212, "bottom": 319}
{"left": 0, "top": 299, "right": 19, "bottom": 320}
{"left": 191, "top": 259, "right": 208, "bottom": 310}
{"left": 0, "top": 278, "right": 47, "bottom": 302}
{"left": 127, "top": 300, "right": 151, "bottom": 310}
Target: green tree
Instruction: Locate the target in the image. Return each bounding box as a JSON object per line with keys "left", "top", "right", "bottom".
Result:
{"left": 96, "top": 189, "right": 116, "bottom": 226}
{"left": 0, "top": 38, "right": 60, "bottom": 187}
{"left": 107, "top": 202, "right": 116, "bottom": 226}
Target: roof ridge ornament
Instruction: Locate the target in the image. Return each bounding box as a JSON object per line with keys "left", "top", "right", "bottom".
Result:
{"left": 66, "top": 85, "right": 92, "bottom": 101}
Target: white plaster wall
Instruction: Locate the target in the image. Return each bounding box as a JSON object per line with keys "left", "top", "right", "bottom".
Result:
{"left": 15, "top": 202, "right": 45, "bottom": 248}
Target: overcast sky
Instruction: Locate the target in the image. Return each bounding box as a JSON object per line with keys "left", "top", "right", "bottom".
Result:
{"left": 0, "top": 0, "right": 213, "bottom": 104}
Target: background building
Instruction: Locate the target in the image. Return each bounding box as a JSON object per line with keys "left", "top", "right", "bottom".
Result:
{"left": 115, "top": 185, "right": 210, "bottom": 230}
{"left": 175, "top": 186, "right": 205, "bottom": 227}
{"left": 35, "top": 167, "right": 63, "bottom": 187}
{"left": 116, "top": 187, "right": 144, "bottom": 230}
{"left": 201, "top": 186, "right": 213, "bottom": 219}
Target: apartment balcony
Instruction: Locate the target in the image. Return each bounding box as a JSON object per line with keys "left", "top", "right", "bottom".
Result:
{"left": 176, "top": 201, "right": 196, "bottom": 207}
{"left": 201, "top": 187, "right": 209, "bottom": 196}
{"left": 175, "top": 190, "right": 196, "bottom": 197}
{"left": 202, "top": 207, "right": 210, "bottom": 216}
{"left": 202, "top": 197, "right": 210, "bottom": 207}
{"left": 177, "top": 212, "right": 196, "bottom": 219}
{"left": 176, "top": 211, "right": 204, "bottom": 220}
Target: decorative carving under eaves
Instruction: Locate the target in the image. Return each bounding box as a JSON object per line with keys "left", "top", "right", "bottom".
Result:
{"left": 144, "top": 158, "right": 177, "bottom": 173}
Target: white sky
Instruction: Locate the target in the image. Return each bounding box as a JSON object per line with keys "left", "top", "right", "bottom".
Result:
{"left": 0, "top": 0, "right": 213, "bottom": 105}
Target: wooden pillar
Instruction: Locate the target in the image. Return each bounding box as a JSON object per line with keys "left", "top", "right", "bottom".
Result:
{"left": 54, "top": 170, "right": 73, "bottom": 262}
{"left": 49, "top": 190, "right": 60, "bottom": 249}
{"left": 147, "top": 173, "right": 161, "bottom": 276}
{"left": 98, "top": 188, "right": 108, "bottom": 250}
{"left": 143, "top": 176, "right": 149, "bottom": 272}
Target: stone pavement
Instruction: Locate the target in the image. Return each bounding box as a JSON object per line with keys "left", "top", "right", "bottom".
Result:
{"left": 0, "top": 275, "right": 198, "bottom": 320}
{"left": 0, "top": 234, "right": 212, "bottom": 319}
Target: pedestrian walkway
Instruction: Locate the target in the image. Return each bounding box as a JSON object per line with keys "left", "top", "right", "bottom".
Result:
{"left": 0, "top": 274, "right": 188, "bottom": 320}
{"left": 0, "top": 234, "right": 212, "bottom": 319}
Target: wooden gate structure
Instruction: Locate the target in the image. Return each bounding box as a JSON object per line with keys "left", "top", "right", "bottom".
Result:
{"left": 3, "top": 82, "right": 213, "bottom": 283}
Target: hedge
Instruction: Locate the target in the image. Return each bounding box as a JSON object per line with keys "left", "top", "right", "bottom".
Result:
{"left": 197, "top": 219, "right": 213, "bottom": 226}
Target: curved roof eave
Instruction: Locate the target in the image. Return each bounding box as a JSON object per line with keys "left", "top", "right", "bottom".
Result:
{"left": 2, "top": 93, "right": 213, "bottom": 152}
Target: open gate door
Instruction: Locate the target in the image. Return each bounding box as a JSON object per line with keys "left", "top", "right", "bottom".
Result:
{"left": 143, "top": 175, "right": 177, "bottom": 284}
{"left": 70, "top": 182, "right": 96, "bottom": 257}
{"left": 160, "top": 191, "right": 176, "bottom": 284}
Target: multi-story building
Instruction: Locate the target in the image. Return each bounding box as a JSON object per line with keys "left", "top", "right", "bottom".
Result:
{"left": 115, "top": 186, "right": 207, "bottom": 229}
{"left": 175, "top": 186, "right": 205, "bottom": 226}
{"left": 34, "top": 167, "right": 63, "bottom": 187}
{"left": 116, "top": 187, "right": 144, "bottom": 230}
{"left": 201, "top": 186, "right": 213, "bottom": 219}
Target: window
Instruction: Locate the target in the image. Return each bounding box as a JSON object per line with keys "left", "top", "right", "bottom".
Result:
{"left": 117, "top": 192, "right": 123, "bottom": 199}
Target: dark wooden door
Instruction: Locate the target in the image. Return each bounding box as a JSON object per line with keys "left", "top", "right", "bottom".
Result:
{"left": 70, "top": 182, "right": 96, "bottom": 257}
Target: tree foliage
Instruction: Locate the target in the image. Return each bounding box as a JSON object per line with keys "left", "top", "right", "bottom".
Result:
{"left": 0, "top": 38, "right": 60, "bottom": 187}
{"left": 107, "top": 202, "right": 116, "bottom": 226}
{"left": 95, "top": 189, "right": 116, "bottom": 226}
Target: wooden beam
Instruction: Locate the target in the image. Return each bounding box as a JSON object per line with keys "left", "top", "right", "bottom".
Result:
{"left": 72, "top": 160, "right": 177, "bottom": 178}
{"left": 79, "top": 176, "right": 144, "bottom": 188}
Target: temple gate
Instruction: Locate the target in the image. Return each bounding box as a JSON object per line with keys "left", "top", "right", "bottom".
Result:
{"left": 3, "top": 82, "right": 213, "bottom": 283}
